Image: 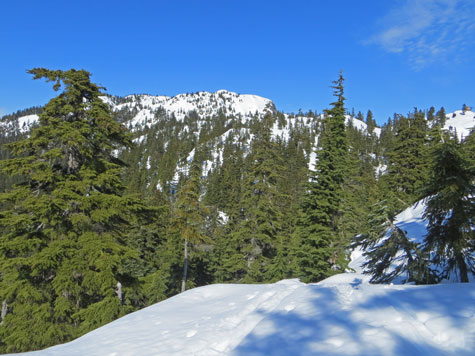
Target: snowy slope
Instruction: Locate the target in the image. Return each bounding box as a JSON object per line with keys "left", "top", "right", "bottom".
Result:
{"left": 0, "top": 114, "right": 39, "bottom": 135}
{"left": 346, "top": 115, "right": 382, "bottom": 136}
{"left": 12, "top": 274, "right": 474, "bottom": 356}
{"left": 349, "top": 202, "right": 428, "bottom": 276}
{"left": 7, "top": 199, "right": 475, "bottom": 356}
{"left": 0, "top": 90, "right": 273, "bottom": 136}
{"left": 351, "top": 199, "right": 475, "bottom": 284}
{"left": 12, "top": 199, "right": 475, "bottom": 356}
{"left": 444, "top": 110, "right": 475, "bottom": 140}
{"left": 0, "top": 91, "right": 387, "bottom": 138}
{"left": 114, "top": 90, "right": 274, "bottom": 130}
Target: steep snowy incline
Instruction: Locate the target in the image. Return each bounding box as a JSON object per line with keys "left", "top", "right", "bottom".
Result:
{"left": 13, "top": 274, "right": 475, "bottom": 356}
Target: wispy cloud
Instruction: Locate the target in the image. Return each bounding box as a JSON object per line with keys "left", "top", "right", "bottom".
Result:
{"left": 0, "top": 107, "right": 7, "bottom": 118}
{"left": 366, "top": 0, "right": 475, "bottom": 69}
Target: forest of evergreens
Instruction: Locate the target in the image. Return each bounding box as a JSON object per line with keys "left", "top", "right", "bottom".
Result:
{"left": 0, "top": 69, "right": 473, "bottom": 353}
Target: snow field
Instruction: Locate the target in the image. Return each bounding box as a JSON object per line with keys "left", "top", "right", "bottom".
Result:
{"left": 13, "top": 274, "right": 475, "bottom": 356}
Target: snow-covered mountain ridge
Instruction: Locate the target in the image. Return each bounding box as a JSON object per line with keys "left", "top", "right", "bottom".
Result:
{"left": 0, "top": 90, "right": 274, "bottom": 136}
{"left": 0, "top": 90, "right": 382, "bottom": 136}
{"left": 121, "top": 90, "right": 273, "bottom": 123}
{"left": 2, "top": 91, "right": 474, "bottom": 141}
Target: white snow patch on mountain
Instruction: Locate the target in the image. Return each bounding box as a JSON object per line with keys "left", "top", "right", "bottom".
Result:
{"left": 346, "top": 115, "right": 382, "bottom": 137}
{"left": 444, "top": 110, "right": 475, "bottom": 140}
{"left": 116, "top": 90, "right": 273, "bottom": 129}
{"left": 0, "top": 114, "right": 39, "bottom": 135}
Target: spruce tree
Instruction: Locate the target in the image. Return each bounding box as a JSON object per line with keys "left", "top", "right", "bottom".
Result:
{"left": 422, "top": 134, "right": 475, "bottom": 282}
{"left": 0, "top": 69, "right": 152, "bottom": 352}
{"left": 295, "top": 71, "right": 349, "bottom": 282}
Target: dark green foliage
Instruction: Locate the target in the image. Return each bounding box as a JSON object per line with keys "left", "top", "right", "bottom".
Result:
{"left": 172, "top": 159, "right": 209, "bottom": 291}
{"left": 2, "top": 65, "right": 472, "bottom": 352}
{"left": 295, "top": 72, "right": 349, "bottom": 282}
{"left": 421, "top": 134, "right": 475, "bottom": 282}
{"left": 0, "top": 69, "right": 154, "bottom": 352}
{"left": 226, "top": 113, "right": 290, "bottom": 283}
{"left": 384, "top": 110, "right": 429, "bottom": 208}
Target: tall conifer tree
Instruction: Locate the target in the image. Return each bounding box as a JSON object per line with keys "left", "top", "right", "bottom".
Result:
{"left": 422, "top": 134, "right": 475, "bottom": 282}
{"left": 295, "top": 71, "right": 349, "bottom": 282}
{"left": 228, "top": 113, "right": 288, "bottom": 282}
{"left": 0, "top": 69, "right": 152, "bottom": 352}
{"left": 172, "top": 159, "right": 209, "bottom": 292}
{"left": 385, "top": 110, "right": 428, "bottom": 207}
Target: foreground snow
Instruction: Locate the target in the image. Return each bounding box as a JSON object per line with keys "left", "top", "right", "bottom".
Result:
{"left": 12, "top": 273, "right": 474, "bottom": 356}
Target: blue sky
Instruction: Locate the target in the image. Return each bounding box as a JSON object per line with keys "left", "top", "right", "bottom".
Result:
{"left": 1, "top": 0, "right": 474, "bottom": 124}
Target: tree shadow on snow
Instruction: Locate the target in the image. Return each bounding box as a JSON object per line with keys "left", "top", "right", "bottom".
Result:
{"left": 232, "top": 278, "right": 475, "bottom": 356}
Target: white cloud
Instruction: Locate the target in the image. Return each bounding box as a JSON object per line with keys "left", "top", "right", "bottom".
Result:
{"left": 367, "top": 0, "right": 475, "bottom": 69}
{"left": 0, "top": 107, "right": 7, "bottom": 118}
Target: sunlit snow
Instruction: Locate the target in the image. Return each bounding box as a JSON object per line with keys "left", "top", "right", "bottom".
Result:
{"left": 13, "top": 202, "right": 475, "bottom": 356}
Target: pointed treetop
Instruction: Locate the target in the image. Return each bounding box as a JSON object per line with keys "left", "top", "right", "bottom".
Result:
{"left": 331, "top": 70, "right": 345, "bottom": 104}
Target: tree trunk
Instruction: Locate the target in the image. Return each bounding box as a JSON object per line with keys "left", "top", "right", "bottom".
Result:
{"left": 456, "top": 253, "right": 469, "bottom": 283}
{"left": 181, "top": 238, "right": 189, "bottom": 293}
{"left": 0, "top": 300, "right": 7, "bottom": 325}
{"left": 116, "top": 281, "right": 123, "bottom": 304}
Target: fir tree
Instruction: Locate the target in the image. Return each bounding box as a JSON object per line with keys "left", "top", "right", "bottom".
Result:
{"left": 421, "top": 134, "right": 475, "bottom": 282}
{"left": 385, "top": 110, "right": 429, "bottom": 207}
{"left": 228, "top": 113, "right": 288, "bottom": 282}
{"left": 435, "top": 107, "right": 447, "bottom": 127}
{"left": 366, "top": 109, "right": 375, "bottom": 134}
{"left": 0, "top": 69, "right": 152, "bottom": 352}
{"left": 355, "top": 200, "right": 435, "bottom": 284}
{"left": 295, "top": 71, "right": 349, "bottom": 282}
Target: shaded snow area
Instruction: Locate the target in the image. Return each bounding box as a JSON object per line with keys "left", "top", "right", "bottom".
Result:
{"left": 352, "top": 200, "right": 474, "bottom": 283}
{"left": 13, "top": 275, "right": 475, "bottom": 356}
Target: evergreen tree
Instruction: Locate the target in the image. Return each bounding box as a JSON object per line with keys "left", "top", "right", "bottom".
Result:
{"left": 295, "top": 71, "right": 349, "bottom": 282}
{"left": 366, "top": 109, "right": 375, "bottom": 134}
{"left": 227, "top": 113, "right": 288, "bottom": 282}
{"left": 385, "top": 110, "right": 429, "bottom": 207}
{"left": 355, "top": 200, "right": 435, "bottom": 284}
{"left": 435, "top": 107, "right": 447, "bottom": 127}
{"left": 172, "top": 159, "right": 209, "bottom": 292}
{"left": 427, "top": 106, "right": 436, "bottom": 122}
{"left": 0, "top": 69, "right": 152, "bottom": 352}
{"left": 422, "top": 134, "right": 475, "bottom": 282}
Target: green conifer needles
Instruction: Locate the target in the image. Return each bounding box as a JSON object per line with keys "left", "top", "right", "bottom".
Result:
{"left": 295, "top": 72, "right": 349, "bottom": 282}
{"left": 0, "top": 69, "right": 151, "bottom": 352}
